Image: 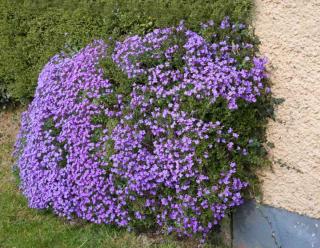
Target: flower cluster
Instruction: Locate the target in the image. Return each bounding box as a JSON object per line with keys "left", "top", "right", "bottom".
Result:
{"left": 15, "top": 18, "right": 268, "bottom": 240}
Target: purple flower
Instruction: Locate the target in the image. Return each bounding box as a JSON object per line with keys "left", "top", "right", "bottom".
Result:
{"left": 14, "top": 18, "right": 267, "bottom": 241}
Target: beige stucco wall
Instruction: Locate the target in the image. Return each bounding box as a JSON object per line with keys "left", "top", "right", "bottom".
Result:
{"left": 254, "top": 0, "right": 320, "bottom": 218}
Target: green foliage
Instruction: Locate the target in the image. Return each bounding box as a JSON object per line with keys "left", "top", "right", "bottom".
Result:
{"left": 205, "top": 97, "right": 273, "bottom": 196}
{"left": 0, "top": 0, "right": 252, "bottom": 106}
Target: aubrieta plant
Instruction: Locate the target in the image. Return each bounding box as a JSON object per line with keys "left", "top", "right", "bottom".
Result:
{"left": 15, "top": 18, "right": 270, "bottom": 241}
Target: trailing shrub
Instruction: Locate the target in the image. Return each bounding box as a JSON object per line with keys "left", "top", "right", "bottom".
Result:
{"left": 15, "top": 19, "right": 271, "bottom": 241}
{"left": 0, "top": 0, "right": 252, "bottom": 106}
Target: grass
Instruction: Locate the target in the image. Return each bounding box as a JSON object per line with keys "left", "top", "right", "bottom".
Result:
{"left": 0, "top": 108, "right": 229, "bottom": 248}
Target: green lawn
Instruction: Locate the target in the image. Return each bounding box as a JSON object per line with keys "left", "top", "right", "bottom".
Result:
{"left": 0, "top": 109, "right": 228, "bottom": 248}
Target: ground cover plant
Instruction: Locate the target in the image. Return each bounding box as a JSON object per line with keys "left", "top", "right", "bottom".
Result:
{"left": 1, "top": 109, "right": 214, "bottom": 248}
{"left": 14, "top": 17, "right": 272, "bottom": 243}
{"left": 0, "top": 0, "right": 276, "bottom": 247}
{"left": 1, "top": 110, "right": 228, "bottom": 248}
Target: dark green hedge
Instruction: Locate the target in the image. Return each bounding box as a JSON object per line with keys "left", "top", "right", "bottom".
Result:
{"left": 0, "top": 0, "right": 252, "bottom": 106}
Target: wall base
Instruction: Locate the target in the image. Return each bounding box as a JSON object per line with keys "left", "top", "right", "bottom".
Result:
{"left": 233, "top": 200, "right": 320, "bottom": 248}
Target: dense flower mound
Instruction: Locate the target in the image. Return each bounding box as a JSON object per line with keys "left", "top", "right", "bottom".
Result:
{"left": 15, "top": 19, "right": 268, "bottom": 239}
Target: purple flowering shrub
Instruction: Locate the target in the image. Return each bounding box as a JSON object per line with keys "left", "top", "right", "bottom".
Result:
{"left": 15, "top": 19, "right": 269, "bottom": 239}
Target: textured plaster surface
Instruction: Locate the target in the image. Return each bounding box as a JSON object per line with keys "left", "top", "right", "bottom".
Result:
{"left": 254, "top": 0, "right": 320, "bottom": 218}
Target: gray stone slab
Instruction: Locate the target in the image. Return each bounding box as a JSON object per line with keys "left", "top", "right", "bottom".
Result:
{"left": 233, "top": 200, "right": 320, "bottom": 248}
